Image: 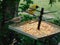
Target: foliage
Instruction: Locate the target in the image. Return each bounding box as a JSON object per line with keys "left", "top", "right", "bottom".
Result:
{"left": 19, "top": 4, "right": 30, "bottom": 12}
{"left": 49, "top": 0, "right": 56, "bottom": 7}
{"left": 51, "top": 17, "right": 60, "bottom": 26}
{"left": 58, "top": 0, "right": 60, "bottom": 2}
{"left": 47, "top": 17, "right": 60, "bottom": 26}
{"left": 49, "top": 0, "right": 60, "bottom": 7}
{"left": 19, "top": 0, "right": 33, "bottom": 11}
{"left": 19, "top": 14, "right": 37, "bottom": 22}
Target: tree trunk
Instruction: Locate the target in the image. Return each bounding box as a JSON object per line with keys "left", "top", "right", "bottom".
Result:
{"left": 10, "top": 0, "right": 20, "bottom": 17}
{"left": 0, "top": 0, "right": 20, "bottom": 31}
{"left": 1, "top": 0, "right": 7, "bottom": 30}
{"left": 14, "top": 2, "right": 19, "bottom": 17}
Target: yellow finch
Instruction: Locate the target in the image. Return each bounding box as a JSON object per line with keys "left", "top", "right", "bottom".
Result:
{"left": 26, "top": 4, "right": 39, "bottom": 16}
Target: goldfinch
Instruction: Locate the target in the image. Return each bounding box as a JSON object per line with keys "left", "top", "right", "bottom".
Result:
{"left": 26, "top": 4, "right": 39, "bottom": 16}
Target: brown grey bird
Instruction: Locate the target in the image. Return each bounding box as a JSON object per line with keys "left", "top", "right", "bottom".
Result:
{"left": 10, "top": 16, "right": 22, "bottom": 25}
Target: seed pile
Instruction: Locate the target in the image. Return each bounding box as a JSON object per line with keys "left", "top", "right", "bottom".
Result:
{"left": 19, "top": 21, "right": 57, "bottom": 38}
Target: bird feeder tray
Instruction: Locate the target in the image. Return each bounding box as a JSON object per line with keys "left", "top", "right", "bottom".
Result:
{"left": 9, "top": 20, "right": 60, "bottom": 39}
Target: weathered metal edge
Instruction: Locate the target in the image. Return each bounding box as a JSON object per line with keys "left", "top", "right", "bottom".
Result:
{"left": 9, "top": 25, "right": 38, "bottom": 40}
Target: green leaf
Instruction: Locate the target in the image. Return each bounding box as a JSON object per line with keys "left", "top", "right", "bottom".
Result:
{"left": 58, "top": 0, "right": 60, "bottom": 2}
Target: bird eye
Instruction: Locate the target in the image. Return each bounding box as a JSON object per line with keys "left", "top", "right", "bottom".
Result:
{"left": 36, "top": 6, "right": 39, "bottom": 8}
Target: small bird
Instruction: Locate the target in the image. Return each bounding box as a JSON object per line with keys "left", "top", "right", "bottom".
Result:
{"left": 10, "top": 16, "right": 22, "bottom": 25}
{"left": 26, "top": 4, "right": 39, "bottom": 16}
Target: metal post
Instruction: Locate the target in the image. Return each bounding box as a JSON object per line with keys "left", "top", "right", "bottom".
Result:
{"left": 33, "top": 40, "right": 37, "bottom": 45}
{"left": 37, "top": 8, "right": 44, "bottom": 30}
